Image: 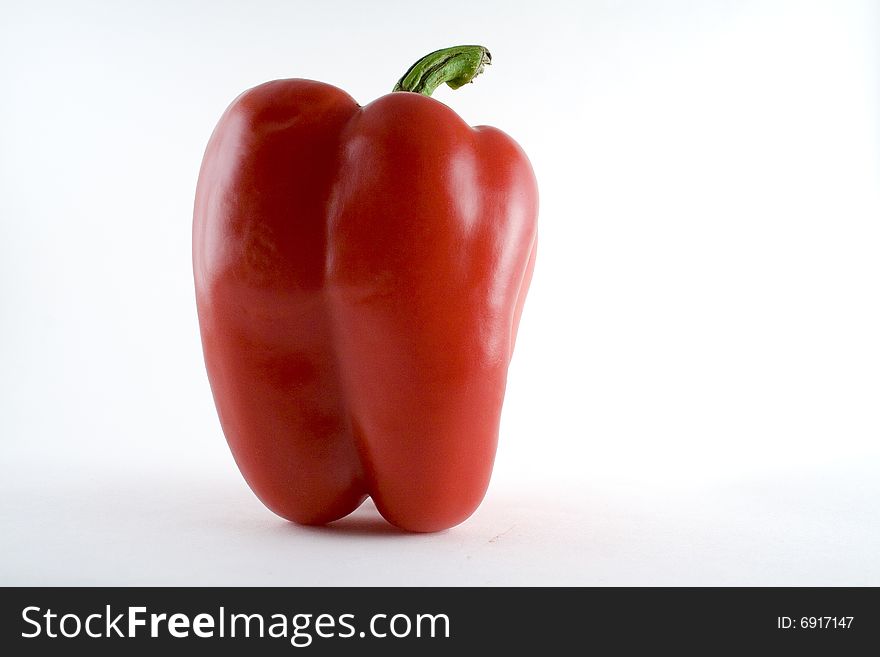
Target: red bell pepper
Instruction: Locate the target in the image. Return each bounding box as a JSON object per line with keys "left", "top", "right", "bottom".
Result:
{"left": 193, "top": 46, "right": 538, "bottom": 532}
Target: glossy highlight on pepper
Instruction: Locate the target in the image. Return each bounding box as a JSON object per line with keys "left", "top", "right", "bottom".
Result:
{"left": 193, "top": 45, "right": 538, "bottom": 532}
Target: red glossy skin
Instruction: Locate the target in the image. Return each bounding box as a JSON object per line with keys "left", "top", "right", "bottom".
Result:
{"left": 193, "top": 79, "right": 537, "bottom": 532}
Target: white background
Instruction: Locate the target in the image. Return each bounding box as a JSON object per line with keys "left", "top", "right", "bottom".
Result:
{"left": 2, "top": 0, "right": 878, "bottom": 585}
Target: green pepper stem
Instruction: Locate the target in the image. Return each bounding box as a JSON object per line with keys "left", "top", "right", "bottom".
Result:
{"left": 393, "top": 45, "right": 491, "bottom": 97}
